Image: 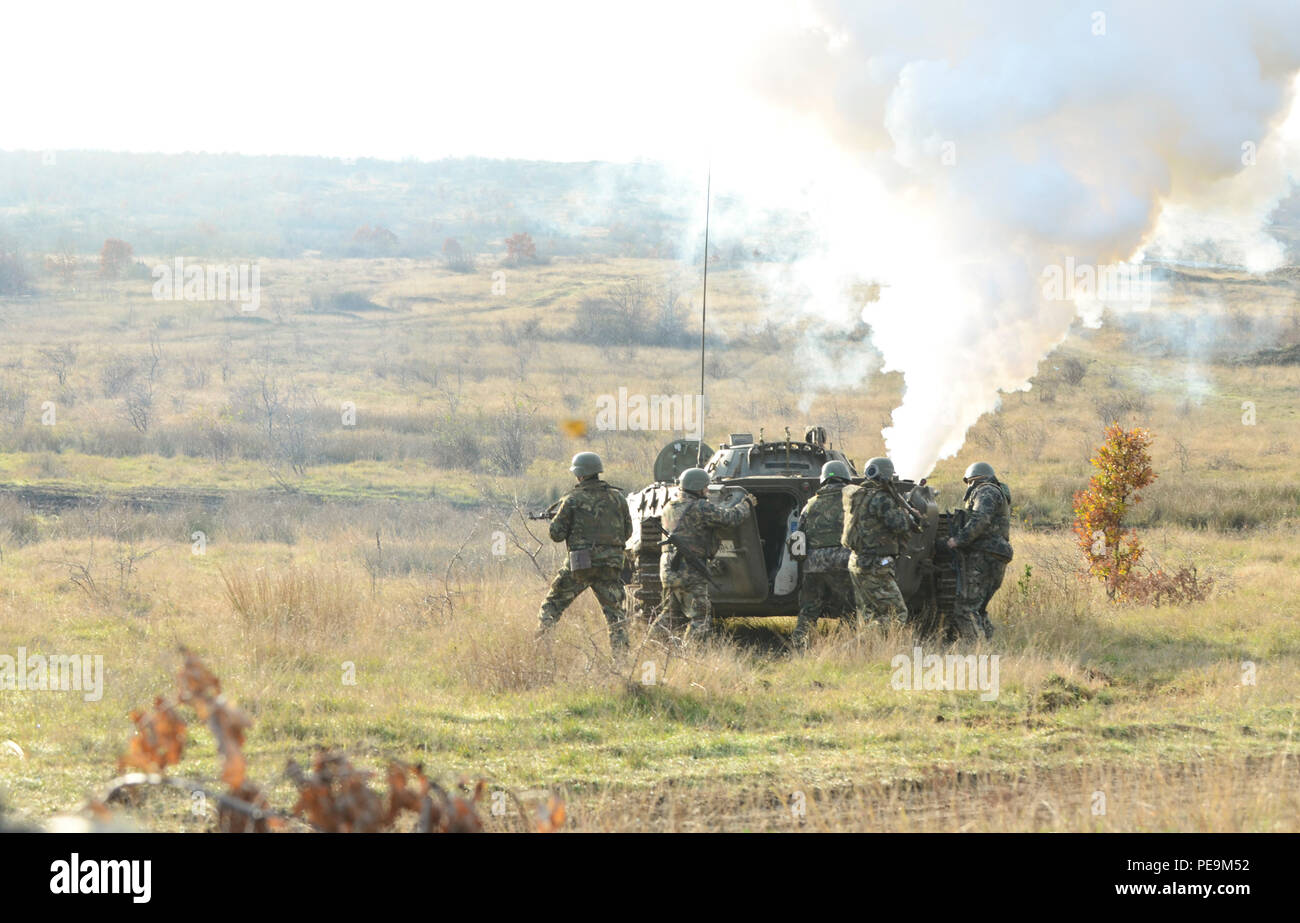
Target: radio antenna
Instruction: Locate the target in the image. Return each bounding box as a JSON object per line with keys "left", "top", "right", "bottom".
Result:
{"left": 696, "top": 165, "right": 711, "bottom": 467}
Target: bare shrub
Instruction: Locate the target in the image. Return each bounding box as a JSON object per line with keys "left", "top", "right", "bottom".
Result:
{"left": 1124, "top": 565, "right": 1215, "bottom": 607}
{"left": 489, "top": 401, "right": 538, "bottom": 476}
{"left": 0, "top": 379, "right": 28, "bottom": 428}
{"left": 39, "top": 345, "right": 77, "bottom": 388}
{"left": 0, "top": 249, "right": 31, "bottom": 295}
{"left": 1059, "top": 356, "right": 1087, "bottom": 386}
{"left": 430, "top": 414, "right": 482, "bottom": 469}
{"left": 122, "top": 381, "right": 154, "bottom": 433}
{"left": 1093, "top": 390, "right": 1150, "bottom": 425}
{"left": 100, "top": 357, "right": 138, "bottom": 398}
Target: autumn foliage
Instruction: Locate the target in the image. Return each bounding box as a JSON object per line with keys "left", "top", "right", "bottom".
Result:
{"left": 99, "top": 238, "right": 133, "bottom": 279}
{"left": 505, "top": 232, "right": 537, "bottom": 265}
{"left": 1072, "top": 423, "right": 1156, "bottom": 599}
{"left": 112, "top": 648, "right": 563, "bottom": 833}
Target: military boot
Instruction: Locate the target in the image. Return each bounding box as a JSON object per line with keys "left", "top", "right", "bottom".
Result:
{"left": 791, "top": 615, "right": 814, "bottom": 651}
{"left": 684, "top": 618, "right": 712, "bottom": 645}
{"left": 607, "top": 620, "right": 630, "bottom": 661}
{"left": 951, "top": 613, "right": 981, "bottom": 644}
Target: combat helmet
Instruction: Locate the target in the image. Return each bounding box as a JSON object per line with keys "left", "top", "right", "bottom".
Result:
{"left": 678, "top": 467, "right": 711, "bottom": 493}
{"left": 569, "top": 451, "right": 604, "bottom": 478}
{"left": 963, "top": 461, "right": 995, "bottom": 483}
{"left": 863, "top": 457, "right": 895, "bottom": 482}
{"left": 820, "top": 460, "right": 852, "bottom": 484}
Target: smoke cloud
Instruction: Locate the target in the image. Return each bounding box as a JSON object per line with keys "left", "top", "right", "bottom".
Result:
{"left": 745, "top": 0, "right": 1300, "bottom": 476}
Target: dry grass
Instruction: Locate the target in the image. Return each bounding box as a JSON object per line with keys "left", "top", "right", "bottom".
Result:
{"left": 1, "top": 256, "right": 1298, "bottom": 832}
{"left": 220, "top": 561, "right": 367, "bottom": 646}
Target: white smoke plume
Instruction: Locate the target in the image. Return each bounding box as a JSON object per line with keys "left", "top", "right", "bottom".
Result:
{"left": 742, "top": 0, "right": 1300, "bottom": 477}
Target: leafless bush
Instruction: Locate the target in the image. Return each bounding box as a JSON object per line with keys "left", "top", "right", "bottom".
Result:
{"left": 234, "top": 359, "right": 319, "bottom": 476}
{"left": 1093, "top": 391, "right": 1149, "bottom": 425}
{"left": 100, "top": 357, "right": 137, "bottom": 398}
{"left": 39, "top": 345, "right": 77, "bottom": 388}
{"left": 428, "top": 414, "right": 483, "bottom": 470}
{"left": 489, "top": 401, "right": 539, "bottom": 476}
{"left": 122, "top": 381, "right": 154, "bottom": 433}
{"left": 1207, "top": 452, "right": 1243, "bottom": 471}
{"left": 59, "top": 532, "right": 160, "bottom": 611}
{"left": 1059, "top": 356, "right": 1087, "bottom": 386}
{"left": 1124, "top": 565, "right": 1215, "bottom": 607}
{"left": 568, "top": 278, "right": 695, "bottom": 349}
{"left": 182, "top": 357, "right": 210, "bottom": 389}
{"left": 0, "top": 249, "right": 30, "bottom": 296}
{"left": 0, "top": 379, "right": 28, "bottom": 428}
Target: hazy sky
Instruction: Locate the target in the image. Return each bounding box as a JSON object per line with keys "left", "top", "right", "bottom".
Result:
{"left": 2, "top": 0, "right": 808, "bottom": 165}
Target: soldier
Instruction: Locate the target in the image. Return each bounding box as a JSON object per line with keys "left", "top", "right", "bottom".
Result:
{"left": 946, "top": 461, "right": 1013, "bottom": 642}
{"left": 791, "top": 460, "right": 855, "bottom": 649}
{"left": 657, "top": 467, "right": 754, "bottom": 643}
{"left": 536, "top": 451, "right": 634, "bottom": 655}
{"left": 842, "top": 456, "right": 914, "bottom": 626}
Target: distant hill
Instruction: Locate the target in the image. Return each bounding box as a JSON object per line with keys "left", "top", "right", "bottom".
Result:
{"left": 0, "top": 151, "right": 808, "bottom": 263}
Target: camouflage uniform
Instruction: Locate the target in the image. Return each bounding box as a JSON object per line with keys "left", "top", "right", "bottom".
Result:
{"left": 793, "top": 482, "right": 854, "bottom": 646}
{"left": 842, "top": 483, "right": 912, "bottom": 625}
{"left": 950, "top": 479, "right": 1013, "bottom": 642}
{"left": 537, "top": 477, "right": 634, "bottom": 652}
{"left": 658, "top": 491, "right": 751, "bottom": 641}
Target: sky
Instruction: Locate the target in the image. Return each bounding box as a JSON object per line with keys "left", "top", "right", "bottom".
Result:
{"left": 0, "top": 0, "right": 808, "bottom": 165}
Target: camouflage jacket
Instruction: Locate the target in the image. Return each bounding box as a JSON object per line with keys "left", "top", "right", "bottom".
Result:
{"left": 660, "top": 492, "right": 750, "bottom": 559}
{"left": 804, "top": 545, "right": 850, "bottom": 574}
{"left": 953, "top": 479, "right": 1014, "bottom": 561}
{"left": 549, "top": 477, "right": 633, "bottom": 567}
{"left": 841, "top": 483, "right": 911, "bottom": 558}
{"left": 798, "top": 483, "right": 846, "bottom": 548}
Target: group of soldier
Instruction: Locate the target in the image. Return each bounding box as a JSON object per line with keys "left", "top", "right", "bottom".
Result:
{"left": 791, "top": 456, "right": 1013, "bottom": 647}
{"left": 532, "top": 449, "right": 1013, "bottom": 654}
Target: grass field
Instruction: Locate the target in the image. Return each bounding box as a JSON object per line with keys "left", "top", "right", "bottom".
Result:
{"left": 1, "top": 255, "right": 1298, "bottom": 831}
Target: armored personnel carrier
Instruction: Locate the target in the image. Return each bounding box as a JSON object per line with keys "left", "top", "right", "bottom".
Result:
{"left": 624, "top": 426, "right": 963, "bottom": 635}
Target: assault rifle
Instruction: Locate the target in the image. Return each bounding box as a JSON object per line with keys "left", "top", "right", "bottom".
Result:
{"left": 527, "top": 499, "right": 563, "bottom": 521}
{"left": 660, "top": 533, "right": 719, "bottom": 588}
{"left": 527, "top": 483, "right": 627, "bottom": 520}
{"left": 883, "top": 479, "right": 926, "bottom": 533}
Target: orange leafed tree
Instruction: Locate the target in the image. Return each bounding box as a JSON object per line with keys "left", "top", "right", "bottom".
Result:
{"left": 99, "top": 238, "right": 133, "bottom": 279}
{"left": 1072, "top": 423, "right": 1157, "bottom": 599}
{"left": 505, "top": 232, "right": 536, "bottom": 265}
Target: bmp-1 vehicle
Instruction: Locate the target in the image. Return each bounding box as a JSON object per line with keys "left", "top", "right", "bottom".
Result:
{"left": 624, "top": 426, "right": 966, "bottom": 636}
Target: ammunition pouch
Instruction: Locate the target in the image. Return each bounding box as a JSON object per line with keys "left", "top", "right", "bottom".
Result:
{"left": 982, "top": 537, "right": 1014, "bottom": 563}
{"left": 568, "top": 548, "right": 593, "bottom": 571}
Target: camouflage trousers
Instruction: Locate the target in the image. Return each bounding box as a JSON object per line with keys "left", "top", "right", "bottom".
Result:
{"left": 793, "top": 548, "right": 855, "bottom": 646}
{"left": 537, "top": 564, "right": 628, "bottom": 652}
{"left": 953, "top": 551, "right": 1006, "bottom": 642}
{"left": 848, "top": 552, "right": 907, "bottom": 625}
{"left": 658, "top": 554, "right": 713, "bottom": 641}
